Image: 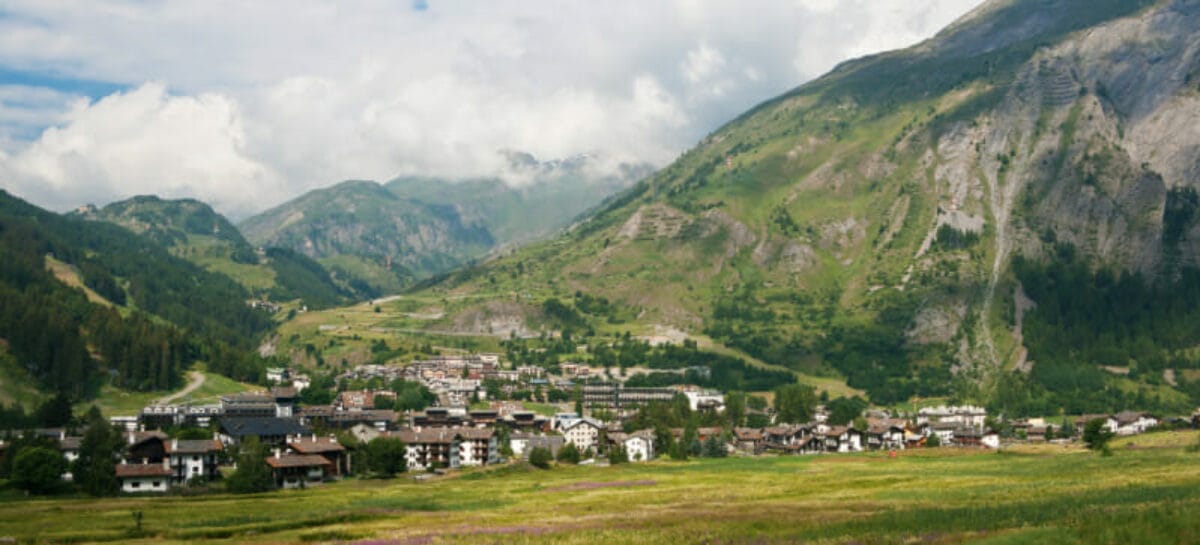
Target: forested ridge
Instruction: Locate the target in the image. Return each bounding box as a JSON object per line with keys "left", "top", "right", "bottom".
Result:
{"left": 0, "top": 191, "right": 272, "bottom": 398}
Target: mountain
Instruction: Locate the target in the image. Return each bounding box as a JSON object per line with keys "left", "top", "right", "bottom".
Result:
{"left": 238, "top": 155, "right": 650, "bottom": 294}
{"left": 78, "top": 196, "right": 355, "bottom": 309}
{"left": 0, "top": 190, "right": 271, "bottom": 398}
{"left": 403, "top": 0, "right": 1200, "bottom": 415}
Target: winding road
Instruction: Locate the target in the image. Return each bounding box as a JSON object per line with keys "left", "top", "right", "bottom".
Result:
{"left": 157, "top": 371, "right": 206, "bottom": 405}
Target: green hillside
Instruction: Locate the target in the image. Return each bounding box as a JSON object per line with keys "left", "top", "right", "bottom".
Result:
{"left": 0, "top": 190, "right": 271, "bottom": 399}
{"left": 335, "top": 0, "right": 1200, "bottom": 415}
{"left": 84, "top": 195, "right": 356, "bottom": 309}
{"left": 239, "top": 157, "right": 648, "bottom": 294}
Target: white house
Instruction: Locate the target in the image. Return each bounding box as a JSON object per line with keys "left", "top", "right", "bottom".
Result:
{"left": 116, "top": 460, "right": 173, "bottom": 493}
{"left": 682, "top": 390, "right": 725, "bottom": 412}
{"left": 165, "top": 438, "right": 223, "bottom": 484}
{"left": 396, "top": 428, "right": 461, "bottom": 471}
{"left": 1075, "top": 414, "right": 1119, "bottom": 435}
{"left": 1114, "top": 412, "right": 1158, "bottom": 436}
{"left": 562, "top": 418, "right": 602, "bottom": 452}
{"left": 917, "top": 405, "right": 987, "bottom": 428}
{"left": 982, "top": 431, "right": 1001, "bottom": 449}
{"left": 457, "top": 428, "right": 498, "bottom": 467}
{"left": 622, "top": 431, "right": 655, "bottom": 462}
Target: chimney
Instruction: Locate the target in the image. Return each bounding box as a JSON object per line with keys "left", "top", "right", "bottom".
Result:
{"left": 59, "top": 430, "right": 65, "bottom": 440}
{"left": 171, "top": 439, "right": 178, "bottom": 451}
{"left": 163, "top": 458, "right": 170, "bottom": 470}
{"left": 128, "top": 433, "right": 136, "bottom": 446}
{"left": 311, "top": 433, "right": 316, "bottom": 442}
{"left": 273, "top": 448, "right": 281, "bottom": 459}
{"left": 142, "top": 458, "right": 148, "bottom": 465}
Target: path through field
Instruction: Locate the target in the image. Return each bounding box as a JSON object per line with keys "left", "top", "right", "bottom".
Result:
{"left": 157, "top": 371, "right": 206, "bottom": 405}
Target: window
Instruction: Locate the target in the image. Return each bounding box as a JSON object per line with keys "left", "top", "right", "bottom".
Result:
{"left": 193, "top": 455, "right": 200, "bottom": 461}
{"left": 152, "top": 481, "right": 161, "bottom": 487}
{"left": 131, "top": 482, "right": 141, "bottom": 489}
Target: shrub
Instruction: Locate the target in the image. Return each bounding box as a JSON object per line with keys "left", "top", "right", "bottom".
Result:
{"left": 529, "top": 447, "right": 553, "bottom": 469}
{"left": 13, "top": 447, "right": 64, "bottom": 495}
{"left": 556, "top": 443, "right": 582, "bottom": 465}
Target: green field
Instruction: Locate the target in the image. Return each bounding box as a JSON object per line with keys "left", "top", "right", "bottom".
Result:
{"left": 80, "top": 368, "right": 259, "bottom": 417}
{"left": 2, "top": 431, "right": 1199, "bottom": 544}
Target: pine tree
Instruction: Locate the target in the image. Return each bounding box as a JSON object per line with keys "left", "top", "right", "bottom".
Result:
{"left": 74, "top": 413, "right": 120, "bottom": 496}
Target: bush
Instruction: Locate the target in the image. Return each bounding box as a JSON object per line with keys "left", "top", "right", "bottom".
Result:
{"left": 529, "top": 447, "right": 553, "bottom": 469}
{"left": 1083, "top": 419, "right": 1115, "bottom": 452}
{"left": 926, "top": 434, "right": 942, "bottom": 448}
{"left": 226, "top": 438, "right": 274, "bottom": 493}
{"left": 13, "top": 447, "right": 64, "bottom": 495}
{"left": 608, "top": 444, "right": 628, "bottom": 465}
{"left": 556, "top": 443, "right": 581, "bottom": 465}
{"left": 366, "top": 437, "right": 407, "bottom": 477}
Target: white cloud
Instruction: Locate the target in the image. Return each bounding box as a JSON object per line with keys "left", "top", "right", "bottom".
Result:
{"left": 0, "top": 0, "right": 982, "bottom": 218}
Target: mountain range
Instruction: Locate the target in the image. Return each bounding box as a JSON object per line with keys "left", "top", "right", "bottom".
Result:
{"left": 383, "top": 0, "right": 1200, "bottom": 415}
{"left": 5, "top": 0, "right": 1200, "bottom": 417}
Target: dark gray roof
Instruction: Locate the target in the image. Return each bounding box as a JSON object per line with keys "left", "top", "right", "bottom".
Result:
{"left": 219, "top": 417, "right": 308, "bottom": 437}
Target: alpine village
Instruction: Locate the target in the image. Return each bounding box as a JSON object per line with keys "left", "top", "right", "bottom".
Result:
{"left": 3, "top": 1, "right": 1200, "bottom": 543}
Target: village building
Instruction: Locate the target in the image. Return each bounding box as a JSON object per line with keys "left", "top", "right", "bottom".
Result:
{"left": 457, "top": 428, "right": 498, "bottom": 466}
{"left": 1074, "top": 414, "right": 1119, "bottom": 435}
{"left": 607, "top": 430, "right": 655, "bottom": 462}
{"left": 917, "top": 405, "right": 987, "bottom": 428}
{"left": 265, "top": 451, "right": 331, "bottom": 489}
{"left": 218, "top": 417, "right": 309, "bottom": 447}
{"left": 396, "top": 428, "right": 461, "bottom": 471}
{"left": 287, "top": 435, "right": 350, "bottom": 477}
{"left": 509, "top": 433, "right": 564, "bottom": 459}
{"left": 165, "top": 438, "right": 223, "bottom": 484}
{"left": 1114, "top": 411, "right": 1159, "bottom": 436}
{"left": 115, "top": 460, "right": 173, "bottom": 493}
{"left": 732, "top": 427, "right": 764, "bottom": 454}
{"left": 561, "top": 418, "right": 603, "bottom": 452}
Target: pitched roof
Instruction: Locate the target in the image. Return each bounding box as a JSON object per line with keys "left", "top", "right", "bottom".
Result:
{"left": 287, "top": 437, "right": 345, "bottom": 454}
{"left": 457, "top": 428, "right": 495, "bottom": 440}
{"left": 219, "top": 417, "right": 308, "bottom": 437}
{"left": 265, "top": 453, "right": 332, "bottom": 469}
{"left": 115, "top": 463, "right": 172, "bottom": 478}
{"left": 166, "top": 439, "right": 223, "bottom": 454}
{"left": 395, "top": 428, "right": 460, "bottom": 445}
{"left": 58, "top": 436, "right": 82, "bottom": 451}
{"left": 733, "top": 428, "right": 763, "bottom": 441}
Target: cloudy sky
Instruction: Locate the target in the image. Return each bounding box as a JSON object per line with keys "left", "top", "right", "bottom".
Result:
{"left": 0, "top": 0, "right": 982, "bottom": 219}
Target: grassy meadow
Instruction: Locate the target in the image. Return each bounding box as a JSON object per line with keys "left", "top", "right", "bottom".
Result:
{"left": 2, "top": 431, "right": 1199, "bottom": 544}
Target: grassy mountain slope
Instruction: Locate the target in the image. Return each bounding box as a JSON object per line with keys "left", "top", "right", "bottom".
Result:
{"left": 0, "top": 190, "right": 272, "bottom": 398}
{"left": 374, "top": 0, "right": 1200, "bottom": 414}
{"left": 83, "top": 196, "right": 356, "bottom": 309}
{"left": 239, "top": 158, "right": 648, "bottom": 294}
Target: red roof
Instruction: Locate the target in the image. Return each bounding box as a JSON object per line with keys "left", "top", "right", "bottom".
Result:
{"left": 288, "top": 437, "right": 345, "bottom": 454}
{"left": 265, "top": 454, "right": 333, "bottom": 469}
{"left": 115, "top": 463, "right": 172, "bottom": 478}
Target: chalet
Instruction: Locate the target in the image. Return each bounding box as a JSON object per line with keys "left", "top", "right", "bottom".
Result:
{"left": 865, "top": 422, "right": 906, "bottom": 450}
{"left": 287, "top": 435, "right": 349, "bottom": 477}
{"left": 1114, "top": 411, "right": 1158, "bottom": 436}
{"left": 955, "top": 428, "right": 994, "bottom": 448}
{"left": 509, "top": 433, "right": 564, "bottom": 459}
{"left": 1026, "top": 426, "right": 1051, "bottom": 442}
{"left": 218, "top": 417, "right": 308, "bottom": 447}
{"left": 265, "top": 451, "right": 331, "bottom": 489}
{"left": 561, "top": 418, "right": 603, "bottom": 452}
{"left": 928, "top": 422, "right": 959, "bottom": 445}
{"left": 823, "top": 426, "right": 863, "bottom": 453}
{"left": 1075, "top": 414, "right": 1119, "bottom": 435}
{"left": 764, "top": 435, "right": 821, "bottom": 455}
{"left": 396, "top": 428, "right": 461, "bottom": 471}
{"left": 613, "top": 430, "right": 656, "bottom": 462}
{"left": 164, "top": 438, "right": 223, "bottom": 484}
{"left": 116, "top": 460, "right": 173, "bottom": 493}
{"left": 763, "top": 425, "right": 807, "bottom": 447}
{"left": 732, "top": 427, "right": 764, "bottom": 454}
{"left": 125, "top": 431, "right": 169, "bottom": 463}
{"left": 58, "top": 434, "right": 82, "bottom": 481}
{"left": 457, "top": 428, "right": 498, "bottom": 467}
